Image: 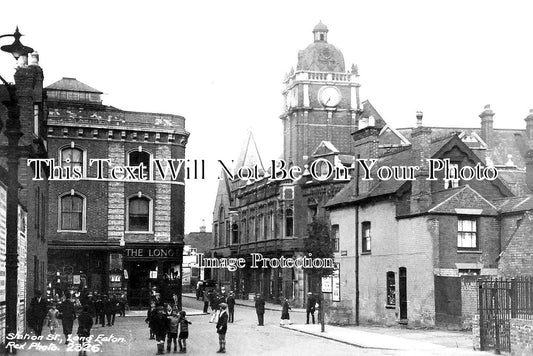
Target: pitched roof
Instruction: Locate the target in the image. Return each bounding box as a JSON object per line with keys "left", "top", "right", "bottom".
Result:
{"left": 493, "top": 195, "right": 533, "bottom": 213}
{"left": 398, "top": 126, "right": 528, "bottom": 169}
{"left": 46, "top": 77, "right": 103, "bottom": 93}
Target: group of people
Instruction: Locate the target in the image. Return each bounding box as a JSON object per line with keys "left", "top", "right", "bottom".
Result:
{"left": 146, "top": 298, "right": 192, "bottom": 354}
{"left": 29, "top": 290, "right": 94, "bottom": 352}
{"left": 86, "top": 293, "right": 127, "bottom": 327}
{"left": 202, "top": 289, "right": 236, "bottom": 323}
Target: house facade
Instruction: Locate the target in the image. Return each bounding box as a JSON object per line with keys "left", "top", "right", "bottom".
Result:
{"left": 45, "top": 78, "right": 188, "bottom": 308}
{"left": 326, "top": 110, "right": 533, "bottom": 327}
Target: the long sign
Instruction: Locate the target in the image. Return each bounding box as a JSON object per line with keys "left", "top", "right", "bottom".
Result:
{"left": 124, "top": 247, "right": 180, "bottom": 259}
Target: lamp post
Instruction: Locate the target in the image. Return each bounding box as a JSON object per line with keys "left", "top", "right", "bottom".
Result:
{"left": 0, "top": 26, "right": 34, "bottom": 353}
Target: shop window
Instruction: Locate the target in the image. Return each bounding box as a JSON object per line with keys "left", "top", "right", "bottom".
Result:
{"left": 61, "top": 147, "right": 84, "bottom": 175}
{"left": 59, "top": 192, "right": 85, "bottom": 231}
{"left": 128, "top": 196, "right": 151, "bottom": 231}
{"left": 331, "top": 224, "right": 339, "bottom": 252}
{"left": 386, "top": 271, "right": 396, "bottom": 307}
{"left": 128, "top": 150, "right": 151, "bottom": 180}
{"left": 362, "top": 221, "right": 371, "bottom": 253}
{"left": 457, "top": 217, "right": 478, "bottom": 250}
{"left": 285, "top": 209, "right": 293, "bottom": 237}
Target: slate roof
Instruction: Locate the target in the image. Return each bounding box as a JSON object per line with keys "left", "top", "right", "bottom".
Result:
{"left": 398, "top": 127, "right": 528, "bottom": 169}
{"left": 46, "top": 77, "right": 103, "bottom": 93}
{"left": 493, "top": 195, "right": 533, "bottom": 213}
{"left": 184, "top": 231, "right": 213, "bottom": 254}
{"left": 325, "top": 135, "right": 490, "bottom": 209}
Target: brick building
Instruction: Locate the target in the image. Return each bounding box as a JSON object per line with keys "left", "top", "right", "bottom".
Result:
{"left": 45, "top": 77, "right": 188, "bottom": 308}
{"left": 325, "top": 108, "right": 533, "bottom": 327}
{"left": 211, "top": 22, "right": 367, "bottom": 306}
{"left": 0, "top": 55, "right": 48, "bottom": 339}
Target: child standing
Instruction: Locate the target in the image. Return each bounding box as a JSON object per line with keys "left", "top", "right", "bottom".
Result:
{"left": 167, "top": 309, "right": 179, "bottom": 353}
{"left": 178, "top": 311, "right": 192, "bottom": 353}
{"left": 145, "top": 301, "right": 156, "bottom": 340}
{"left": 47, "top": 304, "right": 59, "bottom": 335}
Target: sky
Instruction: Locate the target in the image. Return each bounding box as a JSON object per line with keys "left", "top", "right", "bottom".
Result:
{"left": 2, "top": 0, "right": 533, "bottom": 233}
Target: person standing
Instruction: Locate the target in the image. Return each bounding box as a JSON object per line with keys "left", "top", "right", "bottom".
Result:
{"left": 29, "top": 290, "right": 48, "bottom": 337}
{"left": 59, "top": 293, "right": 77, "bottom": 344}
{"left": 254, "top": 294, "right": 265, "bottom": 326}
{"left": 46, "top": 304, "right": 60, "bottom": 335}
{"left": 226, "top": 292, "right": 235, "bottom": 323}
{"left": 306, "top": 292, "right": 316, "bottom": 324}
{"left": 145, "top": 301, "right": 157, "bottom": 340}
{"left": 77, "top": 305, "right": 93, "bottom": 356}
{"left": 166, "top": 309, "right": 179, "bottom": 353}
{"left": 151, "top": 306, "right": 169, "bottom": 355}
{"left": 177, "top": 310, "right": 192, "bottom": 353}
{"left": 202, "top": 290, "right": 209, "bottom": 314}
{"left": 280, "top": 297, "right": 292, "bottom": 325}
{"left": 216, "top": 303, "right": 228, "bottom": 353}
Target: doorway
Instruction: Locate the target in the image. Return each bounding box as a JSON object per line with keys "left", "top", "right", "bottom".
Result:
{"left": 399, "top": 267, "right": 407, "bottom": 321}
{"left": 126, "top": 261, "right": 156, "bottom": 308}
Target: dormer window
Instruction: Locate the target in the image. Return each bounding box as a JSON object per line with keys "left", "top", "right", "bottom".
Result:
{"left": 444, "top": 162, "right": 460, "bottom": 189}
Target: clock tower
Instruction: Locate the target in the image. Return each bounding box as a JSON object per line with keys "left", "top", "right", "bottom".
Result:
{"left": 281, "top": 21, "right": 362, "bottom": 167}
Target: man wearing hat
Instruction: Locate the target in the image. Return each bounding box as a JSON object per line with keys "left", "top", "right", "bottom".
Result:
{"left": 216, "top": 303, "right": 229, "bottom": 353}
{"left": 226, "top": 291, "right": 235, "bottom": 323}
{"left": 254, "top": 293, "right": 265, "bottom": 326}
{"left": 306, "top": 292, "right": 316, "bottom": 324}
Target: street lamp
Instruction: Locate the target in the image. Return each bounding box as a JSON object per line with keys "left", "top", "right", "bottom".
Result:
{"left": 0, "top": 26, "right": 34, "bottom": 354}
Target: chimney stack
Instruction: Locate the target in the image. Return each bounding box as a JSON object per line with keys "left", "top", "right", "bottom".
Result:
{"left": 352, "top": 119, "right": 379, "bottom": 195}
{"left": 525, "top": 109, "right": 533, "bottom": 148}
{"left": 410, "top": 112, "right": 432, "bottom": 213}
{"left": 479, "top": 104, "right": 495, "bottom": 148}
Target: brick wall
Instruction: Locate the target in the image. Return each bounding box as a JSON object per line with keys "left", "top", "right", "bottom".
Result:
{"left": 461, "top": 277, "right": 478, "bottom": 329}
{"left": 511, "top": 318, "right": 533, "bottom": 356}
{"left": 499, "top": 211, "right": 533, "bottom": 276}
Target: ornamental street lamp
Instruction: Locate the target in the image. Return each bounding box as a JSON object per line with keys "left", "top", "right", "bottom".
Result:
{"left": 0, "top": 26, "right": 34, "bottom": 354}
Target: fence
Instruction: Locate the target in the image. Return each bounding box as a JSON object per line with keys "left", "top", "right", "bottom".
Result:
{"left": 478, "top": 277, "right": 533, "bottom": 353}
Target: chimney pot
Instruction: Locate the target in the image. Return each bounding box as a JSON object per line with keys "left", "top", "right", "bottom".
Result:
{"left": 416, "top": 111, "right": 423, "bottom": 127}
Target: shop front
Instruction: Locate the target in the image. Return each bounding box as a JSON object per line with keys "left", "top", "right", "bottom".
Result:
{"left": 123, "top": 243, "right": 182, "bottom": 309}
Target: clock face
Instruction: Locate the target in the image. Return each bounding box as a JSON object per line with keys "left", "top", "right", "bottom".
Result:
{"left": 319, "top": 86, "right": 341, "bottom": 107}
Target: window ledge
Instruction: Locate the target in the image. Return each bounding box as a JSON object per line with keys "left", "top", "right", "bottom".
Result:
{"left": 457, "top": 250, "right": 482, "bottom": 254}
{"left": 361, "top": 251, "right": 371, "bottom": 255}
{"left": 126, "top": 231, "right": 154, "bottom": 234}
{"left": 57, "top": 230, "right": 87, "bottom": 233}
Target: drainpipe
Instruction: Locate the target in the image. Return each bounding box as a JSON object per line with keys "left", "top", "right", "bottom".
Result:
{"left": 355, "top": 154, "right": 360, "bottom": 326}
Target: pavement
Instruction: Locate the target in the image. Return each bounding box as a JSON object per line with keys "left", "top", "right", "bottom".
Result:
{"left": 9, "top": 295, "right": 493, "bottom": 355}
{"left": 183, "top": 292, "right": 491, "bottom": 355}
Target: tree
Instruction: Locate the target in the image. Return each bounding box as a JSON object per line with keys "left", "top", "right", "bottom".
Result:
{"left": 304, "top": 217, "right": 334, "bottom": 280}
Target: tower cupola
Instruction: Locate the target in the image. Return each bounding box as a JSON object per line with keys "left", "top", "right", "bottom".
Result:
{"left": 313, "top": 21, "right": 328, "bottom": 42}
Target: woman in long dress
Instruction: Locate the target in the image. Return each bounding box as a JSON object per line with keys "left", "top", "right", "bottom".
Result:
{"left": 280, "top": 298, "right": 292, "bottom": 325}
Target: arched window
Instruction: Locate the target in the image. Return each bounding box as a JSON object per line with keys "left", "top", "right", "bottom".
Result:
{"left": 285, "top": 208, "right": 293, "bottom": 237}
{"left": 218, "top": 207, "right": 225, "bottom": 247}
{"left": 61, "top": 147, "right": 84, "bottom": 175}
{"left": 59, "top": 192, "right": 85, "bottom": 231}
{"left": 128, "top": 150, "right": 151, "bottom": 180}
{"left": 128, "top": 196, "right": 151, "bottom": 231}
{"left": 232, "top": 223, "right": 239, "bottom": 244}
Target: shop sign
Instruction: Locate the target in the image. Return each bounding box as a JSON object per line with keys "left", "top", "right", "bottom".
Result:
{"left": 124, "top": 247, "right": 180, "bottom": 259}
{"left": 321, "top": 276, "right": 332, "bottom": 293}
{"left": 73, "top": 275, "right": 81, "bottom": 285}
{"left": 149, "top": 271, "right": 157, "bottom": 279}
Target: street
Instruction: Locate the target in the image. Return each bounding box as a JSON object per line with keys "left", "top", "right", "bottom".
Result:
{"left": 11, "top": 297, "right": 488, "bottom": 356}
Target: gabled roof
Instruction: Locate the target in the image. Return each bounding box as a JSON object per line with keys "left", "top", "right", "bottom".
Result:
{"left": 312, "top": 141, "right": 339, "bottom": 157}
{"left": 234, "top": 131, "right": 264, "bottom": 171}
{"left": 325, "top": 134, "right": 513, "bottom": 209}
{"left": 46, "top": 77, "right": 103, "bottom": 94}
{"left": 428, "top": 185, "right": 498, "bottom": 215}
{"left": 398, "top": 126, "right": 528, "bottom": 169}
